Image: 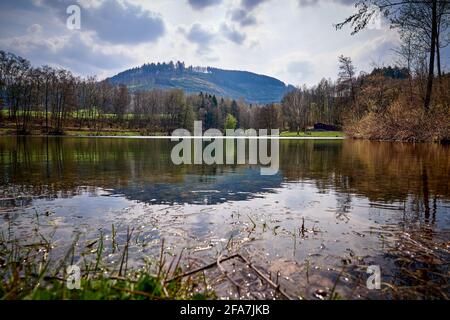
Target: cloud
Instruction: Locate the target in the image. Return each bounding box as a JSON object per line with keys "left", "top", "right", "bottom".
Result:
{"left": 298, "top": 0, "right": 319, "bottom": 6}
{"left": 228, "top": 0, "right": 269, "bottom": 27}
{"left": 0, "top": 30, "right": 131, "bottom": 75}
{"left": 287, "top": 60, "right": 314, "bottom": 78}
{"left": 0, "top": 0, "right": 166, "bottom": 45}
{"left": 187, "top": 0, "right": 222, "bottom": 10}
{"left": 221, "top": 24, "right": 246, "bottom": 44}
{"left": 230, "top": 8, "right": 257, "bottom": 27}
{"left": 27, "top": 24, "right": 43, "bottom": 34}
{"left": 0, "top": 0, "right": 162, "bottom": 76}
{"left": 0, "top": 0, "right": 57, "bottom": 37}
{"left": 298, "top": 0, "right": 355, "bottom": 7}
{"left": 58, "top": 34, "right": 131, "bottom": 72}
{"left": 0, "top": 0, "right": 43, "bottom": 11}
{"left": 181, "top": 22, "right": 246, "bottom": 52}
{"left": 183, "top": 23, "right": 216, "bottom": 54}
{"left": 0, "top": 0, "right": 405, "bottom": 86}
{"left": 76, "top": 0, "right": 165, "bottom": 45}
{"left": 241, "top": 0, "right": 269, "bottom": 10}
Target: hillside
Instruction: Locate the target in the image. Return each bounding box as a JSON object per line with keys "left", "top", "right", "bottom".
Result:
{"left": 106, "top": 61, "right": 292, "bottom": 104}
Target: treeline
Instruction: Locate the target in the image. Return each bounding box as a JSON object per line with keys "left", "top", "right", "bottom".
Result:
{"left": 0, "top": 51, "right": 449, "bottom": 141}
{"left": 334, "top": 0, "right": 450, "bottom": 141}
{"left": 115, "top": 60, "right": 209, "bottom": 77}
{"left": 0, "top": 51, "right": 210, "bottom": 134}
{"left": 0, "top": 50, "right": 344, "bottom": 135}
{"left": 0, "top": 51, "right": 131, "bottom": 134}
{"left": 334, "top": 55, "right": 450, "bottom": 141}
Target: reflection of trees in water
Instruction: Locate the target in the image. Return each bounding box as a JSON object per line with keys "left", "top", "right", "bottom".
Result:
{"left": 1, "top": 137, "right": 449, "bottom": 296}
{"left": 278, "top": 140, "right": 450, "bottom": 297}
{"left": 280, "top": 140, "right": 449, "bottom": 202}
{"left": 0, "top": 138, "right": 448, "bottom": 208}
{"left": 0, "top": 137, "right": 187, "bottom": 203}
{"left": 0, "top": 137, "right": 283, "bottom": 205}
{"left": 1, "top": 137, "right": 181, "bottom": 179}
{"left": 384, "top": 195, "right": 449, "bottom": 299}
{"left": 335, "top": 193, "right": 352, "bottom": 222}
{"left": 279, "top": 140, "right": 450, "bottom": 235}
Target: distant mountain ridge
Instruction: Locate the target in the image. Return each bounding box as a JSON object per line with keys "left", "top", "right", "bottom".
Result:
{"left": 106, "top": 61, "right": 293, "bottom": 104}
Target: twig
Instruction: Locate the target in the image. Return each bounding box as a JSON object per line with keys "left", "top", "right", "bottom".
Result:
{"left": 236, "top": 254, "right": 294, "bottom": 300}
{"left": 165, "top": 252, "right": 295, "bottom": 300}
{"left": 217, "top": 253, "right": 242, "bottom": 298}
{"left": 165, "top": 254, "right": 240, "bottom": 283}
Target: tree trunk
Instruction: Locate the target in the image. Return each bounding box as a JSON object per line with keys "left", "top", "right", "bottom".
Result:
{"left": 436, "top": 34, "right": 441, "bottom": 80}
{"left": 45, "top": 83, "right": 49, "bottom": 133}
{"left": 424, "top": 0, "right": 437, "bottom": 111}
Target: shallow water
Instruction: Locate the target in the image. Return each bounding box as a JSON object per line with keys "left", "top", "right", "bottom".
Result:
{"left": 1, "top": 137, "right": 449, "bottom": 299}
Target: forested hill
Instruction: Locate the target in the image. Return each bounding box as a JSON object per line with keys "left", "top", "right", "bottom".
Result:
{"left": 106, "top": 61, "right": 293, "bottom": 104}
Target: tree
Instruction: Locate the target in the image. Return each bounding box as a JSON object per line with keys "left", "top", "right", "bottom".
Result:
{"left": 338, "top": 55, "right": 356, "bottom": 103}
{"left": 164, "top": 89, "right": 186, "bottom": 132}
{"left": 230, "top": 100, "right": 239, "bottom": 120}
{"left": 177, "top": 103, "right": 195, "bottom": 131}
{"left": 436, "top": 0, "right": 450, "bottom": 79}
{"left": 282, "top": 88, "right": 308, "bottom": 134}
{"left": 40, "top": 66, "right": 55, "bottom": 132}
{"left": 224, "top": 113, "right": 237, "bottom": 130}
{"left": 0, "top": 51, "right": 6, "bottom": 125}
{"left": 390, "top": 1, "right": 439, "bottom": 109}
{"left": 113, "top": 84, "right": 129, "bottom": 120}
{"left": 336, "top": 0, "right": 449, "bottom": 110}
{"left": 257, "top": 104, "right": 281, "bottom": 131}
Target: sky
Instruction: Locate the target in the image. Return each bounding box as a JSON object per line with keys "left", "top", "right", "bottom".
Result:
{"left": 1, "top": 0, "right": 444, "bottom": 87}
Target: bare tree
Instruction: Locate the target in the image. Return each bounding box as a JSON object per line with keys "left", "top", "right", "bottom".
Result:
{"left": 336, "top": 0, "right": 449, "bottom": 110}
{"left": 282, "top": 88, "right": 308, "bottom": 134}
{"left": 338, "top": 55, "right": 357, "bottom": 103}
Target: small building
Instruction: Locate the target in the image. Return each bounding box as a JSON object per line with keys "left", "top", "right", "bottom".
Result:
{"left": 313, "top": 123, "right": 339, "bottom": 131}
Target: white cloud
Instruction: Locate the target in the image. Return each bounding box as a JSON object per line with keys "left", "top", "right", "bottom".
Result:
{"left": 0, "top": 0, "right": 404, "bottom": 86}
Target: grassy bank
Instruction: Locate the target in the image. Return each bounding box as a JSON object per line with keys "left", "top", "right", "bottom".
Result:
{"left": 2, "top": 207, "right": 449, "bottom": 300}
{"left": 280, "top": 131, "right": 344, "bottom": 137}
{"left": 1, "top": 127, "right": 344, "bottom": 138}
{"left": 0, "top": 128, "right": 167, "bottom": 137}
{"left": 65, "top": 130, "right": 152, "bottom": 137}
{"left": 0, "top": 225, "right": 214, "bottom": 300}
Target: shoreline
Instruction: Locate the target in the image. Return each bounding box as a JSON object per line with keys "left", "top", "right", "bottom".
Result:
{"left": 0, "top": 130, "right": 346, "bottom": 140}
{"left": 1, "top": 128, "right": 447, "bottom": 143}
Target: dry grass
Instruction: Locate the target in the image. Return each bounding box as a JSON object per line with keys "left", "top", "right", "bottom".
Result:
{"left": 345, "top": 97, "right": 449, "bottom": 142}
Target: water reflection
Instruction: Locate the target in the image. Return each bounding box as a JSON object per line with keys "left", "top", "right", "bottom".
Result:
{"left": 0, "top": 136, "right": 449, "bottom": 298}
{"left": 0, "top": 137, "right": 286, "bottom": 205}
{"left": 1, "top": 137, "right": 448, "bottom": 206}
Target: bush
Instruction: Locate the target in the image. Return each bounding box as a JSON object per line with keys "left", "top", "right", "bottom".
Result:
{"left": 345, "top": 97, "right": 450, "bottom": 142}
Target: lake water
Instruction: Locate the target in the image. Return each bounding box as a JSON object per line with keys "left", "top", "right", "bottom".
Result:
{"left": 0, "top": 137, "right": 449, "bottom": 299}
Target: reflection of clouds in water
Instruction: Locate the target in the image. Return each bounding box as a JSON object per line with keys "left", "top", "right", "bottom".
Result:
{"left": 2, "top": 178, "right": 449, "bottom": 299}
{"left": 112, "top": 168, "right": 283, "bottom": 205}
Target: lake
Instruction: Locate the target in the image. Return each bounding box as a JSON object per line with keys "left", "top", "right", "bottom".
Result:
{"left": 0, "top": 136, "right": 449, "bottom": 299}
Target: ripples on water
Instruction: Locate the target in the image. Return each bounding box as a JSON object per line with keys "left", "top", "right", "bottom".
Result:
{"left": 0, "top": 137, "right": 449, "bottom": 299}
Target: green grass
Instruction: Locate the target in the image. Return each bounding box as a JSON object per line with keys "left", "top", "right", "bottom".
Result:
{"left": 0, "top": 223, "right": 214, "bottom": 300}
{"left": 280, "top": 131, "right": 344, "bottom": 137}
{"left": 1, "top": 109, "right": 171, "bottom": 120}
{"left": 65, "top": 130, "right": 145, "bottom": 137}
